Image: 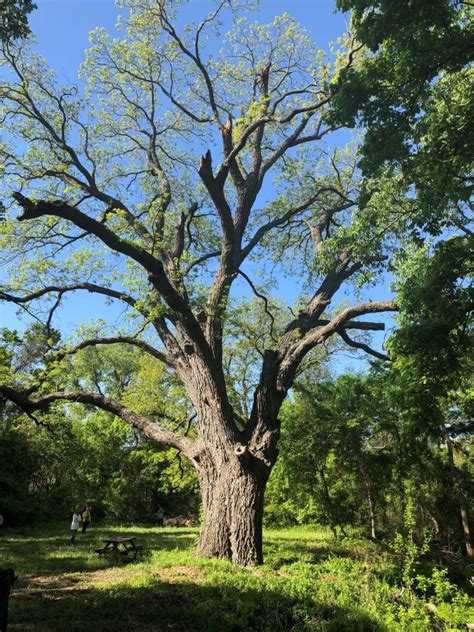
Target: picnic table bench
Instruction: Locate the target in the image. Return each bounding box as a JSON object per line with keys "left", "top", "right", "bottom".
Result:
{"left": 95, "top": 536, "right": 144, "bottom": 562}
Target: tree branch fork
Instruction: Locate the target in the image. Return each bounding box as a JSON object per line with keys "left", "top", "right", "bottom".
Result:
{"left": 0, "top": 20, "right": 394, "bottom": 477}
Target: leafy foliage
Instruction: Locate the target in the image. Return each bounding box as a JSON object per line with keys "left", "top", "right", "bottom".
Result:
{"left": 0, "top": 0, "right": 36, "bottom": 42}
{"left": 266, "top": 366, "right": 474, "bottom": 559}
{"left": 332, "top": 0, "right": 474, "bottom": 232}
{"left": 389, "top": 236, "right": 473, "bottom": 400}
{"left": 0, "top": 325, "right": 199, "bottom": 524}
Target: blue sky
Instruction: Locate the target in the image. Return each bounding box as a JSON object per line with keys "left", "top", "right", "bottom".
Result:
{"left": 0, "top": 0, "right": 394, "bottom": 370}
{"left": 28, "top": 0, "right": 346, "bottom": 71}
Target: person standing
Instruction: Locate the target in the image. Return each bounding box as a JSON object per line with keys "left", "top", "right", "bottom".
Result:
{"left": 69, "top": 510, "right": 82, "bottom": 545}
{"left": 81, "top": 507, "right": 91, "bottom": 534}
{"left": 155, "top": 507, "right": 164, "bottom": 527}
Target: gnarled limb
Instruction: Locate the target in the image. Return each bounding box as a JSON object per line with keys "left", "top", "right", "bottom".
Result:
{"left": 52, "top": 336, "right": 173, "bottom": 368}
{"left": 0, "top": 384, "right": 194, "bottom": 456}
{"left": 246, "top": 300, "right": 397, "bottom": 454}
{"left": 279, "top": 300, "right": 397, "bottom": 388}
{"left": 336, "top": 329, "right": 390, "bottom": 361}
{"left": 0, "top": 282, "right": 138, "bottom": 309}
{"left": 12, "top": 192, "right": 214, "bottom": 365}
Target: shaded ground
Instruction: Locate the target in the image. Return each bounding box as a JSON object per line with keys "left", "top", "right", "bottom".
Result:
{"left": 0, "top": 524, "right": 471, "bottom": 631}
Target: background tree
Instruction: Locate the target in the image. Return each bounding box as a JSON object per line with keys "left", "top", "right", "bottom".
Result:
{"left": 0, "top": 324, "right": 199, "bottom": 524}
{"left": 388, "top": 236, "right": 473, "bottom": 557}
{"left": 329, "top": 0, "right": 473, "bottom": 556}
{"left": 0, "top": 0, "right": 423, "bottom": 565}
{"left": 266, "top": 375, "right": 389, "bottom": 540}
{"left": 67, "top": 345, "right": 199, "bottom": 520}
{"left": 266, "top": 365, "right": 474, "bottom": 559}
{"left": 333, "top": 0, "right": 473, "bottom": 232}
{"left": 0, "top": 0, "right": 36, "bottom": 42}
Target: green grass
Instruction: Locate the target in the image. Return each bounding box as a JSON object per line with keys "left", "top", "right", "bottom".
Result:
{"left": 1, "top": 523, "right": 472, "bottom": 631}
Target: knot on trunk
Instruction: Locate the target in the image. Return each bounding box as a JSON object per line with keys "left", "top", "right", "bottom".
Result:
{"left": 234, "top": 443, "right": 247, "bottom": 457}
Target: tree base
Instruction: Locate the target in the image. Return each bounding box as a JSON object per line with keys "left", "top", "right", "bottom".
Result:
{"left": 197, "top": 463, "right": 265, "bottom": 565}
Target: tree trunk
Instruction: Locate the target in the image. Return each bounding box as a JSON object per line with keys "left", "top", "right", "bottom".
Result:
{"left": 317, "top": 467, "right": 347, "bottom": 539}
{"left": 196, "top": 455, "right": 267, "bottom": 565}
{"left": 182, "top": 361, "right": 280, "bottom": 566}
{"left": 445, "top": 432, "right": 474, "bottom": 558}
{"left": 365, "top": 483, "right": 376, "bottom": 541}
{"left": 359, "top": 464, "right": 377, "bottom": 541}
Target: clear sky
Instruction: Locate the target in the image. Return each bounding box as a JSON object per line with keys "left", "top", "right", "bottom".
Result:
{"left": 0, "top": 0, "right": 394, "bottom": 370}
{"left": 27, "top": 0, "right": 347, "bottom": 72}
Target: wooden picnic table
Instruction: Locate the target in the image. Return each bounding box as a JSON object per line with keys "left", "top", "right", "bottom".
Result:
{"left": 95, "top": 536, "right": 144, "bottom": 561}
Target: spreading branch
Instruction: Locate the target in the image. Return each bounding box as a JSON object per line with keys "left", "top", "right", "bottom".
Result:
{"left": 53, "top": 336, "right": 173, "bottom": 367}
{"left": 0, "top": 384, "right": 193, "bottom": 455}
{"left": 337, "top": 329, "right": 390, "bottom": 361}
{"left": 0, "top": 283, "right": 138, "bottom": 309}
{"left": 12, "top": 192, "right": 214, "bottom": 364}
{"left": 280, "top": 300, "right": 397, "bottom": 385}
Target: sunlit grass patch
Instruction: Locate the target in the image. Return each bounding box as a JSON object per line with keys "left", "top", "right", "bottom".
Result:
{"left": 3, "top": 523, "right": 473, "bottom": 631}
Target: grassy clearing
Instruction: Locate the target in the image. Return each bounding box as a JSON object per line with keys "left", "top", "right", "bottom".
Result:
{"left": 1, "top": 524, "right": 472, "bottom": 631}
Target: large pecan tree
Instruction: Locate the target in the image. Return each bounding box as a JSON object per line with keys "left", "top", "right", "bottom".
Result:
{"left": 0, "top": 0, "right": 401, "bottom": 564}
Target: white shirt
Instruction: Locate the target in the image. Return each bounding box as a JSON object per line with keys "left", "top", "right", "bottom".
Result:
{"left": 71, "top": 514, "right": 82, "bottom": 529}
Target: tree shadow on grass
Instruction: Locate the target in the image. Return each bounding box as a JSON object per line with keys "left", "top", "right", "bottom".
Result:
{"left": 3, "top": 527, "right": 391, "bottom": 631}
{"left": 9, "top": 574, "right": 388, "bottom": 632}
{"left": 0, "top": 528, "right": 198, "bottom": 575}
{"left": 141, "top": 530, "right": 198, "bottom": 550}
{"left": 264, "top": 537, "right": 378, "bottom": 566}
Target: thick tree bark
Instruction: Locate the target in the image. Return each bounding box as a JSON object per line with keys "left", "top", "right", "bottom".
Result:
{"left": 190, "top": 393, "right": 271, "bottom": 566}
{"left": 195, "top": 453, "right": 267, "bottom": 565}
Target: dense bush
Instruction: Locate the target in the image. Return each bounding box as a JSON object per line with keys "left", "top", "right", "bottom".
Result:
{"left": 265, "top": 369, "right": 474, "bottom": 561}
